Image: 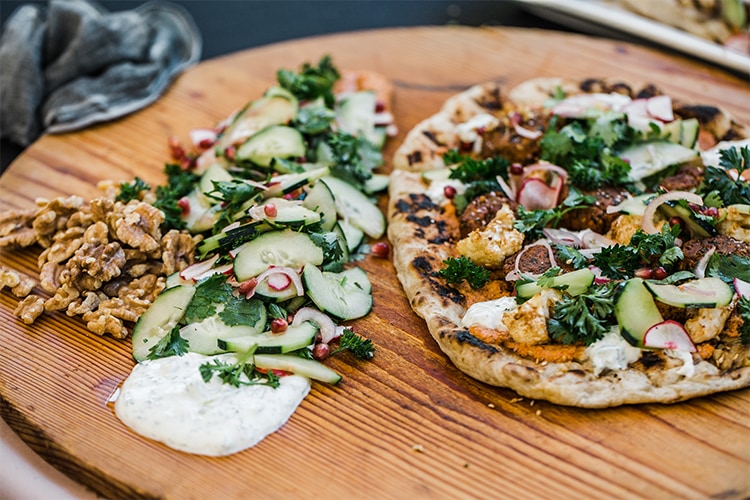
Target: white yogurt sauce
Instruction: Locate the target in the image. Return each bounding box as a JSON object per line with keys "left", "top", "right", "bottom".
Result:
{"left": 460, "top": 297, "right": 518, "bottom": 330}
{"left": 585, "top": 327, "right": 643, "bottom": 376}
{"left": 114, "top": 352, "right": 310, "bottom": 456}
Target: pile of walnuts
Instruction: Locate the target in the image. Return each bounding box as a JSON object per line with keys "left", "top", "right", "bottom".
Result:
{"left": 0, "top": 183, "right": 200, "bottom": 338}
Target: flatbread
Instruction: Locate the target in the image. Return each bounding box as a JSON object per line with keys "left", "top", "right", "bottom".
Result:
{"left": 387, "top": 77, "right": 750, "bottom": 407}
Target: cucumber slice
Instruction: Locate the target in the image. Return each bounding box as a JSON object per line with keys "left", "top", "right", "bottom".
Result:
{"left": 165, "top": 272, "right": 192, "bottom": 289}
{"left": 338, "top": 219, "right": 364, "bottom": 252}
{"left": 233, "top": 229, "right": 324, "bottom": 281}
{"left": 198, "top": 163, "right": 233, "bottom": 196}
{"left": 644, "top": 277, "right": 733, "bottom": 308}
{"left": 608, "top": 193, "right": 654, "bottom": 216}
{"left": 620, "top": 141, "right": 700, "bottom": 182}
{"left": 516, "top": 268, "right": 595, "bottom": 300}
{"left": 614, "top": 278, "right": 663, "bottom": 347}
{"left": 235, "top": 125, "right": 306, "bottom": 168}
{"left": 336, "top": 91, "right": 381, "bottom": 146}
{"left": 181, "top": 188, "right": 220, "bottom": 233}
{"left": 253, "top": 353, "right": 342, "bottom": 384}
{"left": 322, "top": 176, "right": 385, "bottom": 239}
{"left": 303, "top": 180, "right": 338, "bottom": 232}
{"left": 302, "top": 263, "right": 372, "bottom": 320}
{"left": 363, "top": 173, "right": 390, "bottom": 194}
{"left": 257, "top": 202, "right": 322, "bottom": 229}
{"left": 180, "top": 304, "right": 267, "bottom": 355}
{"left": 657, "top": 201, "right": 718, "bottom": 238}
{"left": 217, "top": 94, "right": 298, "bottom": 151}
{"left": 132, "top": 285, "right": 196, "bottom": 361}
{"left": 421, "top": 167, "right": 452, "bottom": 184}
{"left": 263, "top": 167, "right": 330, "bottom": 199}
{"left": 219, "top": 322, "right": 318, "bottom": 355}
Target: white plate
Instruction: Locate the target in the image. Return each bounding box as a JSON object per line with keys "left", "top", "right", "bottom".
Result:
{"left": 516, "top": 0, "right": 750, "bottom": 74}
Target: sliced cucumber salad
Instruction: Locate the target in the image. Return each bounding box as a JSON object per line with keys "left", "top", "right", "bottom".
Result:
{"left": 129, "top": 56, "right": 394, "bottom": 387}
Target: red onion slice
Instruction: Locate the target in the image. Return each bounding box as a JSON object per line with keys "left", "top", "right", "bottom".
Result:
{"left": 190, "top": 128, "right": 218, "bottom": 148}
{"left": 641, "top": 191, "right": 703, "bottom": 234}
{"left": 579, "top": 229, "right": 616, "bottom": 249}
{"left": 517, "top": 177, "right": 561, "bottom": 210}
{"left": 179, "top": 254, "right": 220, "bottom": 281}
{"left": 542, "top": 228, "right": 581, "bottom": 247}
{"left": 693, "top": 247, "right": 716, "bottom": 278}
{"left": 506, "top": 240, "right": 557, "bottom": 281}
{"left": 292, "top": 307, "right": 338, "bottom": 344}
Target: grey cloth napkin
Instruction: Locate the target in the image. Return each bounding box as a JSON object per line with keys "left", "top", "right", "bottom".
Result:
{"left": 0, "top": 0, "right": 202, "bottom": 146}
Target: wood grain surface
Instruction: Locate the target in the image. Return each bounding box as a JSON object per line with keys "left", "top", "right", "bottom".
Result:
{"left": 1, "top": 26, "right": 749, "bottom": 499}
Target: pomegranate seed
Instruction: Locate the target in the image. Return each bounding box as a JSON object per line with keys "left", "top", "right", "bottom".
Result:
{"left": 653, "top": 267, "right": 668, "bottom": 280}
{"left": 271, "top": 317, "right": 288, "bottom": 334}
{"left": 264, "top": 203, "right": 278, "bottom": 217}
{"left": 460, "top": 141, "right": 474, "bottom": 151}
{"left": 510, "top": 163, "right": 525, "bottom": 176}
{"left": 371, "top": 242, "right": 390, "bottom": 258}
{"left": 703, "top": 206, "right": 719, "bottom": 218}
{"left": 443, "top": 185, "right": 457, "bottom": 199}
{"left": 198, "top": 138, "right": 215, "bottom": 149}
{"left": 312, "top": 342, "right": 330, "bottom": 361}
{"left": 375, "top": 100, "right": 386, "bottom": 112}
{"left": 688, "top": 203, "right": 701, "bottom": 212}
{"left": 669, "top": 217, "right": 683, "bottom": 228}
{"left": 634, "top": 268, "right": 654, "bottom": 279}
{"left": 168, "top": 136, "right": 185, "bottom": 160}
{"left": 177, "top": 197, "right": 190, "bottom": 215}
{"left": 224, "top": 146, "right": 236, "bottom": 161}
{"left": 238, "top": 278, "right": 258, "bottom": 296}
{"left": 476, "top": 126, "right": 487, "bottom": 135}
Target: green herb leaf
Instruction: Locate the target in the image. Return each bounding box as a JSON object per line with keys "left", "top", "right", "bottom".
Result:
{"left": 183, "top": 274, "right": 234, "bottom": 323}
{"left": 219, "top": 297, "right": 265, "bottom": 327}
{"left": 199, "top": 356, "right": 281, "bottom": 388}
{"left": 147, "top": 325, "right": 189, "bottom": 360}
{"left": 277, "top": 55, "right": 340, "bottom": 107}
{"left": 332, "top": 328, "right": 375, "bottom": 360}
{"left": 705, "top": 254, "right": 750, "bottom": 283}
{"left": 326, "top": 132, "right": 380, "bottom": 190}
{"left": 436, "top": 256, "right": 491, "bottom": 289}
{"left": 738, "top": 296, "right": 750, "bottom": 346}
{"left": 152, "top": 164, "right": 200, "bottom": 231}
{"left": 548, "top": 282, "right": 617, "bottom": 345}
{"left": 116, "top": 177, "right": 150, "bottom": 203}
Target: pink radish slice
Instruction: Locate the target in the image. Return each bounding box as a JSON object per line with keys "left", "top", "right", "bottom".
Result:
{"left": 645, "top": 95, "right": 674, "bottom": 122}
{"left": 643, "top": 320, "right": 696, "bottom": 352}
{"left": 734, "top": 278, "right": 750, "bottom": 299}
{"left": 516, "top": 177, "right": 560, "bottom": 210}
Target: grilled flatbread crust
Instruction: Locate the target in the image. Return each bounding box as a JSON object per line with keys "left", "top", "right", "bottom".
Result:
{"left": 387, "top": 77, "right": 750, "bottom": 408}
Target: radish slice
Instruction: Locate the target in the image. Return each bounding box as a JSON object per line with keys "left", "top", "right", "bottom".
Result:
{"left": 641, "top": 191, "right": 703, "bottom": 234}
{"left": 292, "top": 307, "right": 338, "bottom": 344}
{"left": 191, "top": 263, "right": 233, "bottom": 282}
{"left": 517, "top": 177, "right": 560, "bottom": 210}
{"left": 645, "top": 95, "right": 674, "bottom": 122}
{"left": 179, "top": 254, "right": 220, "bottom": 281}
{"left": 255, "top": 267, "right": 304, "bottom": 296}
{"left": 735, "top": 278, "right": 750, "bottom": 299}
{"left": 190, "top": 128, "right": 218, "bottom": 148}
{"left": 643, "top": 320, "right": 697, "bottom": 352}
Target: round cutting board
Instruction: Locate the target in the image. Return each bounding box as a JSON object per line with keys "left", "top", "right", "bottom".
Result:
{"left": 1, "top": 27, "right": 749, "bottom": 499}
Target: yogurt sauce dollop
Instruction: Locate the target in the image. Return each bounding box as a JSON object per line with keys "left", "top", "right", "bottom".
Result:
{"left": 114, "top": 352, "right": 310, "bottom": 456}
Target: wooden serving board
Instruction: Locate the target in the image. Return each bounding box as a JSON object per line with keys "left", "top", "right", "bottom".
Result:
{"left": 1, "top": 27, "right": 749, "bottom": 499}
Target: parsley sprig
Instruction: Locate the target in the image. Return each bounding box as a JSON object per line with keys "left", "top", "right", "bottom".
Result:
{"left": 200, "top": 349, "right": 281, "bottom": 389}
{"left": 152, "top": 164, "right": 200, "bottom": 231}
{"left": 116, "top": 177, "right": 150, "bottom": 203}
{"left": 548, "top": 282, "right": 617, "bottom": 345}
{"left": 276, "top": 55, "right": 340, "bottom": 107}
{"left": 593, "top": 224, "right": 683, "bottom": 279}
{"left": 436, "top": 255, "right": 491, "bottom": 289}
{"left": 147, "top": 325, "right": 189, "bottom": 360}
{"left": 332, "top": 328, "right": 376, "bottom": 360}
{"left": 698, "top": 146, "right": 750, "bottom": 207}
{"left": 514, "top": 188, "right": 596, "bottom": 239}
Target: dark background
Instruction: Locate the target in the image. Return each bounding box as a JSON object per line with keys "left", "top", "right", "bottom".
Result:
{"left": 0, "top": 0, "right": 572, "bottom": 170}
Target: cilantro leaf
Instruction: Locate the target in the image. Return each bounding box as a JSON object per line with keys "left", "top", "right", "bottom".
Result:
{"left": 147, "top": 325, "right": 189, "bottom": 360}
{"left": 739, "top": 296, "right": 750, "bottom": 346}
{"left": 295, "top": 105, "right": 336, "bottom": 135}
{"left": 705, "top": 253, "right": 750, "bottom": 283}
{"left": 152, "top": 164, "right": 200, "bottom": 231}
{"left": 116, "top": 177, "right": 150, "bottom": 203}
{"left": 183, "top": 274, "right": 234, "bottom": 323}
{"left": 436, "top": 256, "right": 491, "bottom": 289}
{"left": 277, "top": 55, "right": 340, "bottom": 107}
{"left": 548, "top": 282, "right": 617, "bottom": 345}
{"left": 219, "top": 297, "right": 265, "bottom": 327}
{"left": 325, "top": 132, "right": 380, "bottom": 190}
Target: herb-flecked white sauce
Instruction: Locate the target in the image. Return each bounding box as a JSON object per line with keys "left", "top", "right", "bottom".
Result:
{"left": 114, "top": 352, "right": 310, "bottom": 456}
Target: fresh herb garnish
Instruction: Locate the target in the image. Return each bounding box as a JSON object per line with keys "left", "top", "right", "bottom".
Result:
{"left": 183, "top": 274, "right": 234, "bottom": 323}
{"left": 332, "top": 328, "right": 375, "bottom": 360}
{"left": 276, "top": 55, "right": 340, "bottom": 107}
{"left": 547, "top": 282, "right": 617, "bottom": 345}
{"left": 514, "top": 188, "right": 596, "bottom": 239}
{"left": 698, "top": 146, "right": 750, "bottom": 206}
{"left": 444, "top": 150, "right": 510, "bottom": 183}
{"left": 116, "top": 177, "right": 150, "bottom": 203}
{"left": 309, "top": 231, "right": 345, "bottom": 269}
{"left": 219, "top": 296, "right": 265, "bottom": 327}
{"left": 206, "top": 180, "right": 264, "bottom": 230}
{"left": 325, "top": 132, "right": 381, "bottom": 190}
{"left": 738, "top": 296, "right": 750, "bottom": 346}
{"left": 593, "top": 224, "right": 683, "bottom": 279}
{"left": 147, "top": 325, "right": 189, "bottom": 360}
{"left": 436, "top": 255, "right": 491, "bottom": 289}
{"left": 554, "top": 244, "right": 588, "bottom": 269}
{"left": 705, "top": 253, "right": 750, "bottom": 283}
{"left": 295, "top": 105, "right": 336, "bottom": 135}
{"left": 152, "top": 164, "right": 200, "bottom": 231}
{"left": 200, "top": 350, "right": 281, "bottom": 388}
